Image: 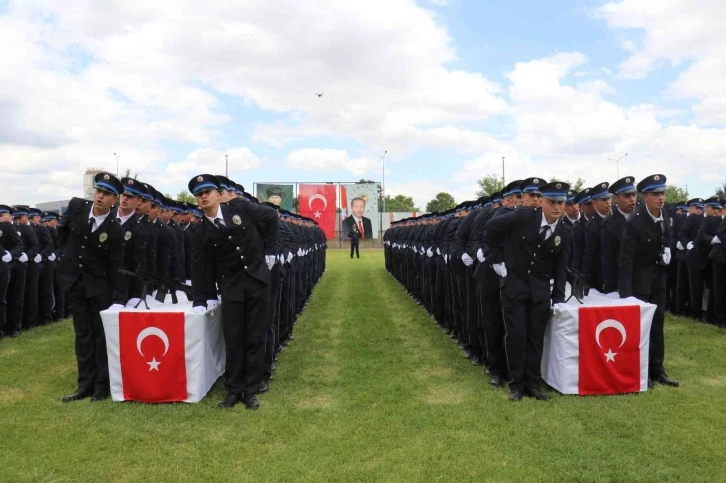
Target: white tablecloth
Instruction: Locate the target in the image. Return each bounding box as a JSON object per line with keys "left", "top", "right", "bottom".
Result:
{"left": 101, "top": 292, "right": 225, "bottom": 403}
{"left": 542, "top": 288, "right": 655, "bottom": 395}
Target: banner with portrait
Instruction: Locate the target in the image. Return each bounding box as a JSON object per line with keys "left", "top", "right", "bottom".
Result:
{"left": 256, "top": 183, "right": 294, "bottom": 211}
{"left": 341, "top": 183, "right": 380, "bottom": 239}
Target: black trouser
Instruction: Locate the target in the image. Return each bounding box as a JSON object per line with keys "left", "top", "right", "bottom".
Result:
{"left": 38, "top": 262, "right": 54, "bottom": 323}
{"left": 500, "top": 275, "right": 550, "bottom": 392}
{"left": 222, "top": 279, "right": 269, "bottom": 396}
{"left": 713, "top": 261, "right": 726, "bottom": 327}
{"left": 52, "top": 266, "right": 65, "bottom": 320}
{"left": 279, "top": 265, "right": 293, "bottom": 346}
{"left": 23, "top": 262, "right": 40, "bottom": 328}
{"left": 7, "top": 263, "right": 27, "bottom": 332}
{"left": 633, "top": 270, "right": 667, "bottom": 378}
{"left": 0, "top": 269, "right": 10, "bottom": 333}
{"left": 478, "top": 266, "right": 507, "bottom": 377}
{"left": 688, "top": 264, "right": 705, "bottom": 319}
{"left": 68, "top": 282, "right": 111, "bottom": 390}
{"left": 676, "top": 260, "right": 691, "bottom": 314}
{"left": 350, "top": 242, "right": 359, "bottom": 258}
{"left": 263, "top": 263, "right": 283, "bottom": 380}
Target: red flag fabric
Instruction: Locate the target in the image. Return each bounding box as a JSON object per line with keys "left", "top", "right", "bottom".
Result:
{"left": 299, "top": 184, "right": 337, "bottom": 238}
{"left": 119, "top": 312, "right": 187, "bottom": 402}
{"left": 578, "top": 305, "right": 641, "bottom": 395}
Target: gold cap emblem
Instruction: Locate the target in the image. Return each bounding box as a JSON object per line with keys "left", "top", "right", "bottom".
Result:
{"left": 533, "top": 178, "right": 539, "bottom": 184}
{"left": 128, "top": 179, "right": 134, "bottom": 185}
{"left": 103, "top": 174, "right": 110, "bottom": 180}
{"left": 601, "top": 183, "right": 606, "bottom": 188}
{"left": 197, "top": 176, "right": 204, "bottom": 182}
{"left": 654, "top": 175, "right": 660, "bottom": 181}
{"left": 625, "top": 178, "right": 631, "bottom": 183}
{"left": 556, "top": 183, "right": 562, "bottom": 189}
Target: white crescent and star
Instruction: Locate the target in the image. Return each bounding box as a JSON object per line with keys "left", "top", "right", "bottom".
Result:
{"left": 136, "top": 327, "right": 170, "bottom": 371}
{"left": 595, "top": 319, "right": 627, "bottom": 363}
{"left": 308, "top": 194, "right": 328, "bottom": 212}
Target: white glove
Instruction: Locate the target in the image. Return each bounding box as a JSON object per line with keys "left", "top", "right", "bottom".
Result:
{"left": 126, "top": 298, "right": 141, "bottom": 308}
{"left": 192, "top": 306, "right": 206, "bottom": 313}
{"left": 443, "top": 255, "right": 448, "bottom": 264}
{"left": 2, "top": 252, "right": 11, "bottom": 263}
{"left": 662, "top": 247, "right": 672, "bottom": 265}
{"left": 266, "top": 255, "right": 275, "bottom": 270}
{"left": 687, "top": 241, "right": 694, "bottom": 250}
{"left": 426, "top": 248, "right": 433, "bottom": 257}
{"left": 19, "top": 253, "right": 28, "bottom": 263}
{"left": 436, "top": 248, "right": 441, "bottom": 255}
{"left": 278, "top": 254, "right": 284, "bottom": 264}
{"left": 108, "top": 304, "right": 125, "bottom": 311}
{"left": 185, "top": 280, "right": 191, "bottom": 286}
{"left": 461, "top": 253, "right": 474, "bottom": 267}
{"left": 712, "top": 236, "right": 722, "bottom": 245}
{"left": 492, "top": 262, "right": 507, "bottom": 278}
{"left": 419, "top": 247, "right": 425, "bottom": 255}
{"left": 48, "top": 253, "right": 57, "bottom": 262}
{"left": 605, "top": 292, "right": 620, "bottom": 299}
{"left": 287, "top": 252, "right": 294, "bottom": 263}
{"left": 297, "top": 248, "right": 303, "bottom": 256}
{"left": 33, "top": 254, "right": 42, "bottom": 263}
{"left": 206, "top": 299, "right": 219, "bottom": 309}
{"left": 676, "top": 241, "right": 685, "bottom": 250}
{"left": 476, "top": 248, "right": 485, "bottom": 263}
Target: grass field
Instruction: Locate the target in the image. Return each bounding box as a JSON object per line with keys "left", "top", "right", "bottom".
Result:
{"left": 1, "top": 249, "right": 725, "bottom": 482}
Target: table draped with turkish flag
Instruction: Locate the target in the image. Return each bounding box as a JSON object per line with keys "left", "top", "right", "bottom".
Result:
{"left": 101, "top": 293, "right": 225, "bottom": 403}
{"left": 542, "top": 290, "right": 656, "bottom": 395}
{"left": 298, "top": 184, "right": 337, "bottom": 239}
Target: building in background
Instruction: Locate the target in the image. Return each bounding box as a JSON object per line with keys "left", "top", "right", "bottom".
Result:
{"left": 35, "top": 199, "right": 72, "bottom": 215}
{"left": 83, "top": 167, "right": 107, "bottom": 199}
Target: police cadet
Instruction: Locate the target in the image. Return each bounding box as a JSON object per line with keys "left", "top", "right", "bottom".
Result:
{"left": 348, "top": 222, "right": 361, "bottom": 259}
{"left": 59, "top": 172, "right": 126, "bottom": 402}
{"left": 711, "top": 202, "right": 726, "bottom": 328}
{"left": 618, "top": 174, "right": 679, "bottom": 388}
{"left": 179, "top": 202, "right": 193, "bottom": 281}
{"left": 168, "top": 200, "right": 186, "bottom": 281}
{"left": 668, "top": 201, "right": 688, "bottom": 315}
{"left": 0, "top": 205, "right": 24, "bottom": 338}
{"left": 677, "top": 198, "right": 705, "bottom": 321}
{"left": 115, "top": 178, "right": 148, "bottom": 307}
{"left": 601, "top": 176, "right": 637, "bottom": 296}
{"left": 484, "top": 181, "right": 572, "bottom": 401}
{"left": 690, "top": 196, "right": 722, "bottom": 324}
{"left": 159, "top": 198, "right": 182, "bottom": 282}
{"left": 7, "top": 206, "right": 37, "bottom": 336}
{"left": 42, "top": 211, "right": 65, "bottom": 322}
{"left": 147, "top": 188, "right": 172, "bottom": 282}
{"left": 136, "top": 184, "right": 159, "bottom": 283}
{"left": 562, "top": 190, "right": 580, "bottom": 229}
{"left": 27, "top": 208, "right": 54, "bottom": 326}
{"left": 188, "top": 174, "right": 278, "bottom": 409}
{"left": 520, "top": 177, "right": 546, "bottom": 208}
{"left": 570, "top": 188, "right": 593, "bottom": 275}
{"left": 583, "top": 182, "right": 611, "bottom": 293}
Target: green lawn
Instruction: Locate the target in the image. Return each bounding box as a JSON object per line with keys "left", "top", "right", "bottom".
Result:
{"left": 1, "top": 250, "right": 725, "bottom": 482}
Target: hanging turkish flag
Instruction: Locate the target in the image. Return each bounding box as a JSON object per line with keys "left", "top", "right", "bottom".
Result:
{"left": 299, "top": 184, "right": 337, "bottom": 238}
{"left": 578, "top": 306, "right": 642, "bottom": 395}
{"left": 119, "top": 312, "right": 187, "bottom": 402}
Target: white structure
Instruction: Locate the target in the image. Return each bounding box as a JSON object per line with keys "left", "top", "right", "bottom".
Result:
{"left": 83, "top": 167, "right": 107, "bottom": 199}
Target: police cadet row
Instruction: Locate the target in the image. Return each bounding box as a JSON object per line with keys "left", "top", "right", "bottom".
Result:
{"left": 0, "top": 171, "right": 326, "bottom": 410}
{"left": 384, "top": 174, "right": 725, "bottom": 402}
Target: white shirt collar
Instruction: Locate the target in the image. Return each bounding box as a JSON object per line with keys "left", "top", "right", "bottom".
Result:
{"left": 615, "top": 205, "right": 633, "bottom": 218}
{"left": 566, "top": 213, "right": 580, "bottom": 224}
{"left": 117, "top": 210, "right": 135, "bottom": 225}
{"left": 205, "top": 204, "right": 224, "bottom": 225}
{"left": 648, "top": 208, "right": 664, "bottom": 223}
{"left": 88, "top": 206, "right": 110, "bottom": 231}
{"left": 596, "top": 209, "right": 608, "bottom": 219}
{"left": 540, "top": 212, "right": 559, "bottom": 232}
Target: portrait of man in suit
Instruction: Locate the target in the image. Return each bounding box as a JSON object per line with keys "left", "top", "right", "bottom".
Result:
{"left": 342, "top": 197, "right": 373, "bottom": 239}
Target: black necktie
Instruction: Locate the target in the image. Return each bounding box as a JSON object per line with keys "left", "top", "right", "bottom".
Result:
{"left": 539, "top": 225, "right": 550, "bottom": 242}
{"left": 88, "top": 218, "right": 95, "bottom": 232}
{"left": 214, "top": 219, "right": 225, "bottom": 232}
{"left": 658, "top": 220, "right": 665, "bottom": 235}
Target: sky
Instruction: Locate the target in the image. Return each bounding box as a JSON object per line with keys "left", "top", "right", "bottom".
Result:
{"left": 1, "top": 0, "right": 725, "bottom": 210}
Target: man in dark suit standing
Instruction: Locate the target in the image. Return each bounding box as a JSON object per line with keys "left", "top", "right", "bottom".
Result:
{"left": 601, "top": 177, "right": 637, "bottom": 295}
{"left": 348, "top": 224, "right": 360, "bottom": 259}
{"left": 58, "top": 172, "right": 126, "bottom": 402}
{"left": 583, "top": 182, "right": 611, "bottom": 293}
{"left": 0, "top": 205, "right": 24, "bottom": 338}
{"left": 189, "top": 174, "right": 278, "bottom": 409}
{"left": 678, "top": 198, "right": 705, "bottom": 320}
{"left": 342, "top": 197, "right": 373, "bottom": 240}
{"left": 619, "top": 174, "right": 679, "bottom": 388}
{"left": 484, "top": 181, "right": 572, "bottom": 402}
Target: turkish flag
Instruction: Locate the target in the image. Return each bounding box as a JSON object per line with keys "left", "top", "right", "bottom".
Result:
{"left": 119, "top": 312, "right": 187, "bottom": 402}
{"left": 578, "top": 306, "right": 641, "bottom": 395}
{"left": 299, "top": 184, "right": 337, "bottom": 238}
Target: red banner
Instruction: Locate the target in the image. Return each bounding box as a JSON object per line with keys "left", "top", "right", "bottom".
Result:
{"left": 120, "top": 312, "right": 187, "bottom": 402}
{"left": 299, "top": 184, "right": 337, "bottom": 238}
{"left": 578, "top": 306, "right": 641, "bottom": 395}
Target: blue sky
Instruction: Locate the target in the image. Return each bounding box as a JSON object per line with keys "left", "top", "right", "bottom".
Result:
{"left": 1, "top": 0, "right": 724, "bottom": 208}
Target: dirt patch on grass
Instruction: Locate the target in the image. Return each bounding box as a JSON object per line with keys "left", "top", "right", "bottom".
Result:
{"left": 418, "top": 366, "right": 456, "bottom": 379}
{"left": 699, "top": 376, "right": 726, "bottom": 388}
{"left": 297, "top": 394, "right": 334, "bottom": 409}
{"left": 423, "top": 385, "right": 470, "bottom": 405}
{"left": 0, "top": 388, "right": 26, "bottom": 403}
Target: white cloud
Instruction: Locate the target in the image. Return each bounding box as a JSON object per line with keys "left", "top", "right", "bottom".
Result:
{"left": 286, "top": 148, "right": 381, "bottom": 176}
{"left": 161, "top": 147, "right": 261, "bottom": 192}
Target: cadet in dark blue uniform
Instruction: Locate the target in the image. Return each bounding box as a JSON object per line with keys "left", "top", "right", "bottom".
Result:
{"left": 0, "top": 205, "right": 24, "bottom": 338}
{"left": 28, "top": 208, "right": 54, "bottom": 326}
{"left": 59, "top": 172, "right": 126, "bottom": 402}
{"left": 42, "top": 211, "right": 64, "bottom": 322}
{"left": 601, "top": 177, "right": 637, "bottom": 295}
{"left": 618, "top": 174, "right": 678, "bottom": 388}
{"left": 678, "top": 198, "right": 705, "bottom": 321}
{"left": 8, "top": 207, "right": 38, "bottom": 335}
{"left": 570, "top": 188, "right": 593, "bottom": 275}
{"left": 692, "top": 197, "right": 722, "bottom": 324}
{"left": 484, "top": 181, "right": 572, "bottom": 401}
{"left": 583, "top": 182, "right": 611, "bottom": 293}
{"left": 115, "top": 178, "right": 148, "bottom": 306}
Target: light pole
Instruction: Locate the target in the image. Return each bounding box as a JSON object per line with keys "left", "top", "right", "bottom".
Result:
{"left": 381, "top": 150, "right": 387, "bottom": 214}
{"left": 502, "top": 156, "right": 505, "bottom": 185}
{"left": 114, "top": 152, "right": 119, "bottom": 177}
{"left": 608, "top": 153, "right": 628, "bottom": 179}
{"left": 225, "top": 154, "right": 228, "bottom": 177}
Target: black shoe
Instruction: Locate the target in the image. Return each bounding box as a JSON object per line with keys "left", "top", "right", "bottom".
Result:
{"left": 242, "top": 393, "right": 260, "bottom": 410}
{"left": 648, "top": 378, "right": 654, "bottom": 389}
{"left": 470, "top": 356, "right": 482, "bottom": 366}
{"left": 508, "top": 389, "right": 524, "bottom": 401}
{"left": 9, "top": 331, "right": 20, "bottom": 338}
{"left": 62, "top": 387, "right": 93, "bottom": 403}
{"left": 524, "top": 388, "right": 550, "bottom": 401}
{"left": 257, "top": 381, "right": 269, "bottom": 394}
{"left": 490, "top": 375, "right": 504, "bottom": 387}
{"left": 218, "top": 392, "right": 241, "bottom": 408}
{"left": 91, "top": 388, "right": 110, "bottom": 402}
{"left": 657, "top": 374, "right": 680, "bottom": 387}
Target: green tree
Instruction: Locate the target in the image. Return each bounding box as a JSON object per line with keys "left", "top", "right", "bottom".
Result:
{"left": 715, "top": 179, "right": 726, "bottom": 199}
{"left": 426, "top": 192, "right": 456, "bottom": 213}
{"left": 121, "top": 167, "right": 139, "bottom": 179}
{"left": 381, "top": 194, "right": 417, "bottom": 212}
{"left": 475, "top": 174, "right": 504, "bottom": 197}
{"left": 664, "top": 185, "right": 689, "bottom": 204}
{"left": 175, "top": 189, "right": 195, "bottom": 204}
